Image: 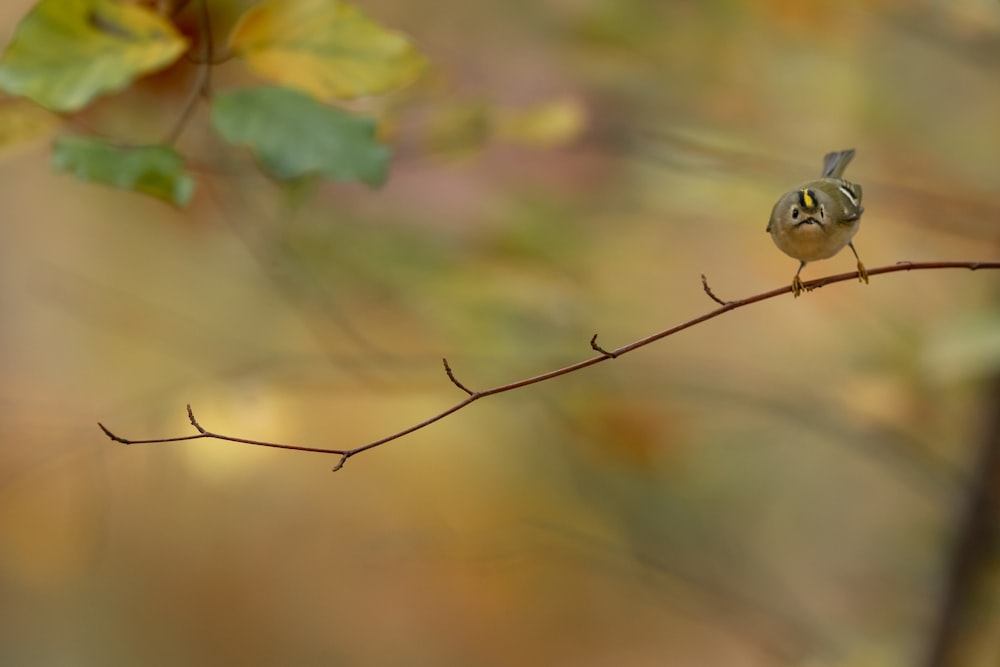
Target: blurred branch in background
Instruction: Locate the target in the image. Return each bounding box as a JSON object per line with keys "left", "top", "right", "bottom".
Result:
{"left": 924, "top": 372, "right": 1000, "bottom": 667}
{"left": 99, "top": 261, "right": 1000, "bottom": 471}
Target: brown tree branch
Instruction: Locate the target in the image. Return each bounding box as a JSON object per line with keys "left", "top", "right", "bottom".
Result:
{"left": 97, "top": 261, "right": 1000, "bottom": 471}
{"left": 163, "top": 0, "right": 213, "bottom": 145}
{"left": 922, "top": 373, "right": 1000, "bottom": 667}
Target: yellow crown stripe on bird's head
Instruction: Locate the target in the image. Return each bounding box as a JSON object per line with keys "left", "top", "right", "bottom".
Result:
{"left": 798, "top": 188, "right": 816, "bottom": 209}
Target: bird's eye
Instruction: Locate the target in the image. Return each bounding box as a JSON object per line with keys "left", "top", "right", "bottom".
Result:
{"left": 791, "top": 208, "right": 799, "bottom": 219}
{"left": 819, "top": 205, "right": 825, "bottom": 219}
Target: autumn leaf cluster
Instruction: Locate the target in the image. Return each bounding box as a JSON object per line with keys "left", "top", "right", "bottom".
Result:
{"left": 0, "top": 0, "right": 427, "bottom": 205}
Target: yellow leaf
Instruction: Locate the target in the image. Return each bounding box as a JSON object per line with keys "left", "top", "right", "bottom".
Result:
{"left": 0, "top": 0, "right": 188, "bottom": 112}
{"left": 229, "top": 0, "right": 427, "bottom": 100}
{"left": 496, "top": 98, "right": 587, "bottom": 148}
{"left": 0, "top": 98, "right": 56, "bottom": 157}
{"left": 424, "top": 99, "right": 492, "bottom": 158}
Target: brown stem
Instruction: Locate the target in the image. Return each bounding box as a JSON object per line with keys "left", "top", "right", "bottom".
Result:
{"left": 442, "top": 357, "right": 475, "bottom": 395}
{"left": 97, "top": 261, "right": 1000, "bottom": 471}
{"left": 590, "top": 333, "right": 618, "bottom": 359}
{"left": 701, "top": 273, "right": 729, "bottom": 306}
{"left": 163, "top": 0, "right": 212, "bottom": 145}
{"left": 923, "top": 375, "right": 1000, "bottom": 667}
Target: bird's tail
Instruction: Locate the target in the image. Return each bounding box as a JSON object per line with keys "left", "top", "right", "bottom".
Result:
{"left": 822, "top": 149, "right": 856, "bottom": 178}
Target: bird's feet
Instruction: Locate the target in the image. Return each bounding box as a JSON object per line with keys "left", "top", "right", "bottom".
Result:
{"left": 792, "top": 275, "right": 804, "bottom": 298}
{"left": 857, "top": 261, "right": 869, "bottom": 284}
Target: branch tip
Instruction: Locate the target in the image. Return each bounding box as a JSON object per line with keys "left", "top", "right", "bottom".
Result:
{"left": 701, "top": 274, "right": 729, "bottom": 306}
{"left": 442, "top": 357, "right": 474, "bottom": 395}
{"left": 186, "top": 404, "right": 207, "bottom": 433}
{"left": 590, "top": 333, "right": 618, "bottom": 359}
{"left": 98, "top": 422, "right": 130, "bottom": 444}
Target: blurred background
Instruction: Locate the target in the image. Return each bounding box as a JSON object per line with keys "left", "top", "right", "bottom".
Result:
{"left": 2, "top": 0, "right": 1000, "bottom": 665}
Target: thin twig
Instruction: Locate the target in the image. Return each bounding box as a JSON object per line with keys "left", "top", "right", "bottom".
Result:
{"left": 187, "top": 403, "right": 206, "bottom": 433}
{"left": 98, "top": 261, "right": 1000, "bottom": 471}
{"left": 442, "top": 357, "right": 474, "bottom": 395}
{"left": 100, "top": 404, "right": 350, "bottom": 453}
{"left": 701, "top": 273, "right": 729, "bottom": 306}
{"left": 590, "top": 333, "right": 618, "bottom": 359}
{"left": 163, "top": 0, "right": 212, "bottom": 145}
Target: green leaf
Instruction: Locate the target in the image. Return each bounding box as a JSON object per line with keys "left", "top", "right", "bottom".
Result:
{"left": 0, "top": 0, "right": 187, "bottom": 112}
{"left": 52, "top": 136, "right": 195, "bottom": 206}
{"left": 210, "top": 86, "right": 390, "bottom": 186}
{"left": 228, "top": 0, "right": 426, "bottom": 100}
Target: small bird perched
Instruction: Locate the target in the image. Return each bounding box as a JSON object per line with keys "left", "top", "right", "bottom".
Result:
{"left": 766, "top": 149, "right": 867, "bottom": 297}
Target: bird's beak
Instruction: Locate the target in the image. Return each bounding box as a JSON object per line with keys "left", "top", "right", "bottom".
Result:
{"left": 794, "top": 216, "right": 823, "bottom": 228}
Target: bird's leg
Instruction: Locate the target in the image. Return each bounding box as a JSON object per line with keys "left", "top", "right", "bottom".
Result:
{"left": 791, "top": 261, "right": 806, "bottom": 297}
{"left": 849, "top": 242, "right": 869, "bottom": 284}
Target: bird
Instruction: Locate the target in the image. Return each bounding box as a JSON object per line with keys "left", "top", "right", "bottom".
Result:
{"left": 766, "top": 149, "right": 867, "bottom": 297}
